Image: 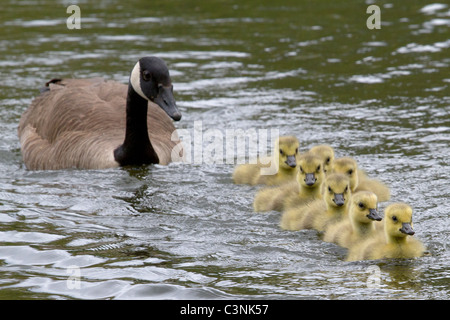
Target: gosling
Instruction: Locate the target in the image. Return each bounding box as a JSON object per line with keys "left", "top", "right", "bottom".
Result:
{"left": 232, "top": 136, "right": 300, "bottom": 186}
{"left": 331, "top": 157, "right": 390, "bottom": 202}
{"left": 309, "top": 144, "right": 335, "bottom": 174}
{"left": 253, "top": 152, "right": 324, "bottom": 212}
{"left": 323, "top": 191, "right": 382, "bottom": 248}
{"left": 346, "top": 203, "right": 426, "bottom": 261}
{"left": 280, "top": 173, "right": 351, "bottom": 232}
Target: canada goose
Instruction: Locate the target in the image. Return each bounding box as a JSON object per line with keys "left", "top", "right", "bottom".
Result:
{"left": 323, "top": 191, "right": 382, "bottom": 248}
{"left": 279, "top": 173, "right": 351, "bottom": 232}
{"left": 18, "top": 56, "right": 183, "bottom": 170}
{"left": 253, "top": 152, "right": 324, "bottom": 212}
{"left": 232, "top": 136, "right": 300, "bottom": 186}
{"left": 331, "top": 157, "right": 390, "bottom": 202}
{"left": 346, "top": 203, "right": 426, "bottom": 261}
{"left": 308, "top": 144, "right": 335, "bottom": 174}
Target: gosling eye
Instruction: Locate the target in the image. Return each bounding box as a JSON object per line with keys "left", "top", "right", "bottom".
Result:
{"left": 279, "top": 149, "right": 284, "bottom": 155}
{"left": 358, "top": 202, "right": 364, "bottom": 208}
{"left": 316, "top": 165, "right": 321, "bottom": 172}
{"left": 392, "top": 216, "right": 398, "bottom": 222}
{"left": 295, "top": 148, "right": 299, "bottom": 154}
{"left": 347, "top": 169, "right": 353, "bottom": 175}
{"left": 326, "top": 157, "right": 331, "bottom": 164}
{"left": 344, "top": 186, "right": 349, "bottom": 193}
{"left": 142, "top": 70, "right": 151, "bottom": 81}
{"left": 299, "top": 166, "right": 304, "bottom": 173}
{"left": 328, "top": 186, "right": 332, "bottom": 193}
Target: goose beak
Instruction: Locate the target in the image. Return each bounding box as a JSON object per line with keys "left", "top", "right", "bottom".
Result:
{"left": 367, "top": 208, "right": 382, "bottom": 221}
{"left": 399, "top": 222, "right": 415, "bottom": 235}
{"left": 154, "top": 85, "right": 182, "bottom": 121}
{"left": 285, "top": 155, "right": 297, "bottom": 168}
{"left": 333, "top": 193, "right": 345, "bottom": 206}
{"left": 304, "top": 173, "right": 317, "bottom": 186}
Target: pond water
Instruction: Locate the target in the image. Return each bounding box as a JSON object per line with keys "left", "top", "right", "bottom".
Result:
{"left": 0, "top": 0, "right": 449, "bottom": 300}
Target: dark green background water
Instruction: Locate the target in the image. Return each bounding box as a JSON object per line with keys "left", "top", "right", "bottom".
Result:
{"left": 0, "top": 0, "right": 448, "bottom": 299}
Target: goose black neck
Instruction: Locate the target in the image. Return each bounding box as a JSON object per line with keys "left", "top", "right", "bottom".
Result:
{"left": 114, "top": 85, "right": 159, "bottom": 166}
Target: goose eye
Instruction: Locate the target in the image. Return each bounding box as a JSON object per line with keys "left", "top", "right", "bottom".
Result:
{"left": 142, "top": 70, "right": 151, "bottom": 81}
{"left": 316, "top": 165, "right": 321, "bottom": 172}
{"left": 358, "top": 202, "right": 364, "bottom": 208}
{"left": 328, "top": 186, "right": 332, "bottom": 192}
{"left": 295, "top": 148, "right": 299, "bottom": 154}
{"left": 392, "top": 216, "right": 398, "bottom": 222}
{"left": 347, "top": 169, "right": 353, "bottom": 175}
{"left": 326, "top": 157, "right": 330, "bottom": 164}
{"left": 279, "top": 149, "right": 284, "bottom": 155}
{"left": 344, "top": 186, "right": 349, "bottom": 193}
{"left": 299, "top": 166, "right": 304, "bottom": 173}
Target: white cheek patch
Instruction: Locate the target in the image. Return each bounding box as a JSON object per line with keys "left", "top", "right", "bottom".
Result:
{"left": 130, "top": 62, "right": 148, "bottom": 100}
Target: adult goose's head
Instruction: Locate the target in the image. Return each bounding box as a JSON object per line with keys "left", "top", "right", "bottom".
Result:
{"left": 130, "top": 56, "right": 181, "bottom": 121}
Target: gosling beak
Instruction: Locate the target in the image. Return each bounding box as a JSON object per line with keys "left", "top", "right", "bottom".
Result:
{"left": 367, "top": 208, "right": 382, "bottom": 221}
{"left": 399, "top": 222, "right": 415, "bottom": 235}
{"left": 285, "top": 155, "right": 297, "bottom": 168}
{"left": 304, "top": 173, "right": 317, "bottom": 186}
{"left": 154, "top": 85, "right": 182, "bottom": 121}
{"left": 333, "top": 193, "right": 345, "bottom": 206}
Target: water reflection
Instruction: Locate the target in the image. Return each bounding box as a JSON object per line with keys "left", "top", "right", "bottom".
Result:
{"left": 0, "top": 0, "right": 448, "bottom": 299}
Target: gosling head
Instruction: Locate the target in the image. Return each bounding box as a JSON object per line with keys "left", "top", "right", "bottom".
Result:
{"left": 309, "top": 145, "right": 335, "bottom": 174}
{"left": 330, "top": 157, "right": 359, "bottom": 192}
{"left": 384, "top": 203, "right": 415, "bottom": 239}
{"left": 297, "top": 152, "right": 324, "bottom": 188}
{"left": 323, "top": 173, "right": 351, "bottom": 208}
{"left": 130, "top": 56, "right": 181, "bottom": 121}
{"left": 275, "top": 136, "right": 300, "bottom": 170}
{"left": 350, "top": 191, "right": 382, "bottom": 223}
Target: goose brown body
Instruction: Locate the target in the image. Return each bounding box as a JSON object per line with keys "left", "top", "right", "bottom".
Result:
{"left": 18, "top": 58, "right": 183, "bottom": 170}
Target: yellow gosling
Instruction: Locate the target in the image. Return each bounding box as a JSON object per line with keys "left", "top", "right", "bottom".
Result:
{"left": 308, "top": 144, "right": 335, "bottom": 174}
{"left": 253, "top": 152, "right": 324, "bottom": 212}
{"left": 331, "top": 157, "right": 390, "bottom": 202}
{"left": 232, "top": 136, "right": 300, "bottom": 186}
{"left": 330, "top": 157, "right": 359, "bottom": 192}
{"left": 279, "top": 173, "right": 351, "bottom": 232}
{"left": 346, "top": 203, "right": 426, "bottom": 261}
{"left": 323, "top": 191, "right": 382, "bottom": 248}
{"left": 281, "top": 152, "right": 325, "bottom": 210}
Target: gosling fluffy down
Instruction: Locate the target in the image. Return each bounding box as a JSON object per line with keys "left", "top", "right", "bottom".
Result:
{"left": 232, "top": 136, "right": 300, "bottom": 186}
{"left": 330, "top": 157, "right": 390, "bottom": 202}
{"left": 346, "top": 203, "right": 426, "bottom": 261}
{"left": 253, "top": 152, "right": 325, "bottom": 212}
{"left": 279, "top": 173, "right": 351, "bottom": 232}
{"left": 308, "top": 144, "right": 335, "bottom": 174}
{"left": 323, "top": 191, "right": 382, "bottom": 248}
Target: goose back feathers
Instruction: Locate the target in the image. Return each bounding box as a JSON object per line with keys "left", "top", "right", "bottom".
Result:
{"left": 18, "top": 57, "right": 183, "bottom": 170}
